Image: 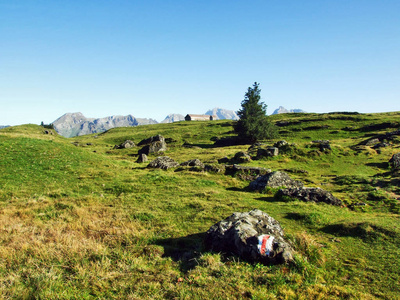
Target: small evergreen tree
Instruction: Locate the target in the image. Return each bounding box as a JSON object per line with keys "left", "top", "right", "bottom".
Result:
{"left": 235, "top": 82, "right": 277, "bottom": 143}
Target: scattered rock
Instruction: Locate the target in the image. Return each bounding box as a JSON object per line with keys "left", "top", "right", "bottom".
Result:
{"left": 204, "top": 209, "right": 294, "bottom": 265}
{"left": 365, "top": 138, "right": 380, "bottom": 146}
{"left": 147, "top": 156, "right": 179, "bottom": 170}
{"left": 274, "top": 140, "right": 288, "bottom": 148}
{"left": 257, "top": 147, "right": 279, "bottom": 158}
{"left": 138, "top": 140, "right": 167, "bottom": 155}
{"left": 137, "top": 153, "right": 148, "bottom": 163}
{"left": 180, "top": 159, "right": 205, "bottom": 168}
{"left": 312, "top": 140, "right": 331, "bottom": 152}
{"left": 225, "top": 165, "right": 271, "bottom": 181}
{"left": 372, "top": 143, "right": 390, "bottom": 149}
{"left": 44, "top": 130, "right": 53, "bottom": 135}
{"left": 275, "top": 187, "right": 343, "bottom": 206}
{"left": 247, "top": 143, "right": 267, "bottom": 156}
{"left": 217, "top": 157, "right": 230, "bottom": 164}
{"left": 138, "top": 134, "right": 165, "bottom": 146}
{"left": 249, "top": 171, "right": 304, "bottom": 192}
{"left": 233, "top": 151, "right": 252, "bottom": 163}
{"left": 204, "top": 164, "right": 225, "bottom": 173}
{"left": 389, "top": 153, "right": 400, "bottom": 170}
{"left": 114, "top": 140, "right": 135, "bottom": 149}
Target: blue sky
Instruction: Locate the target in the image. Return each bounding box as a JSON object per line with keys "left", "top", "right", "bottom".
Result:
{"left": 1, "top": 1, "right": 399, "bottom": 125}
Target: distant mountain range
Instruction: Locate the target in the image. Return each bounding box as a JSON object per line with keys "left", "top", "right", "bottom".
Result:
{"left": 272, "top": 106, "right": 306, "bottom": 115}
{"left": 0, "top": 125, "right": 10, "bottom": 130}
{"left": 161, "top": 108, "right": 239, "bottom": 123}
{"left": 52, "top": 113, "right": 157, "bottom": 138}
{"left": 51, "top": 107, "right": 303, "bottom": 137}
{"left": 52, "top": 108, "right": 239, "bottom": 137}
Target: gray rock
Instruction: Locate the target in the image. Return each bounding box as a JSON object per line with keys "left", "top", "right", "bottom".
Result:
{"left": 147, "top": 156, "right": 179, "bottom": 170}
{"left": 275, "top": 187, "right": 343, "bottom": 206}
{"left": 365, "top": 138, "right": 380, "bottom": 146}
{"left": 138, "top": 140, "right": 167, "bottom": 155}
{"left": 274, "top": 140, "right": 288, "bottom": 148}
{"left": 114, "top": 140, "right": 135, "bottom": 149}
{"left": 233, "top": 151, "right": 252, "bottom": 163}
{"left": 205, "top": 209, "right": 294, "bottom": 265}
{"left": 249, "top": 171, "right": 303, "bottom": 191}
{"left": 225, "top": 165, "right": 271, "bottom": 181}
{"left": 204, "top": 164, "right": 225, "bottom": 173}
{"left": 180, "top": 159, "right": 205, "bottom": 168}
{"left": 137, "top": 153, "right": 148, "bottom": 163}
{"left": 389, "top": 153, "right": 400, "bottom": 170}
{"left": 138, "top": 135, "right": 165, "bottom": 146}
{"left": 249, "top": 144, "right": 279, "bottom": 159}
{"left": 312, "top": 140, "right": 331, "bottom": 152}
{"left": 247, "top": 143, "right": 267, "bottom": 157}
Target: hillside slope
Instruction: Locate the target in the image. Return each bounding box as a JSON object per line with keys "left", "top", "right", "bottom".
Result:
{"left": 0, "top": 112, "right": 400, "bottom": 299}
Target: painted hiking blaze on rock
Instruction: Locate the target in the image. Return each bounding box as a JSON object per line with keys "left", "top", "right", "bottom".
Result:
{"left": 258, "top": 235, "right": 275, "bottom": 256}
{"left": 205, "top": 209, "right": 294, "bottom": 265}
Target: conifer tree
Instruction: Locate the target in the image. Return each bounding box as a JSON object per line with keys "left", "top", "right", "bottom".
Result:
{"left": 235, "top": 82, "right": 277, "bottom": 143}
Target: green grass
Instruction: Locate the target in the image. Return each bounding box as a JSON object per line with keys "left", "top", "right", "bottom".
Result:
{"left": 0, "top": 113, "right": 400, "bottom": 299}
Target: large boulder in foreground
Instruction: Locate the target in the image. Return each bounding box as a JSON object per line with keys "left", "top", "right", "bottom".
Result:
{"left": 205, "top": 209, "right": 294, "bottom": 265}
{"left": 147, "top": 156, "right": 179, "bottom": 170}
{"left": 249, "top": 171, "right": 303, "bottom": 192}
{"left": 275, "top": 187, "right": 343, "bottom": 206}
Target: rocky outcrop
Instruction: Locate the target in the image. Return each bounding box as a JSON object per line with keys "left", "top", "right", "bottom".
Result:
{"left": 205, "top": 209, "right": 294, "bottom": 265}
{"left": 275, "top": 187, "right": 343, "bottom": 206}
{"left": 147, "top": 156, "right": 179, "bottom": 170}
{"left": 249, "top": 171, "right": 304, "bottom": 192}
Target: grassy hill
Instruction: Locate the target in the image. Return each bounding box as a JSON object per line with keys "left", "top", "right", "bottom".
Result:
{"left": 0, "top": 113, "right": 399, "bottom": 299}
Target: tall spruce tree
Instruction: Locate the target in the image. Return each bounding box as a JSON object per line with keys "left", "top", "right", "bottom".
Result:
{"left": 235, "top": 82, "right": 277, "bottom": 143}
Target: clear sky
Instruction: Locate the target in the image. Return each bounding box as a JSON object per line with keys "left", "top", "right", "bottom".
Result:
{"left": 1, "top": 1, "right": 399, "bottom": 125}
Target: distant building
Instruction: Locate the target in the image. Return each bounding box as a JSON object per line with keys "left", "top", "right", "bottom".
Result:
{"left": 185, "top": 114, "right": 217, "bottom": 121}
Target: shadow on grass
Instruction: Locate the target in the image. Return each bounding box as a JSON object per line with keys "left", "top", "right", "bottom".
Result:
{"left": 153, "top": 233, "right": 206, "bottom": 272}
{"left": 255, "top": 196, "right": 278, "bottom": 203}
{"left": 183, "top": 143, "right": 217, "bottom": 149}
{"left": 320, "top": 222, "right": 400, "bottom": 244}
{"left": 226, "top": 187, "right": 247, "bottom": 192}
{"left": 366, "top": 162, "right": 389, "bottom": 169}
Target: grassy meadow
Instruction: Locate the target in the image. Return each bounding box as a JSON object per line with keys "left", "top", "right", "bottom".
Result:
{"left": 0, "top": 112, "right": 400, "bottom": 299}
